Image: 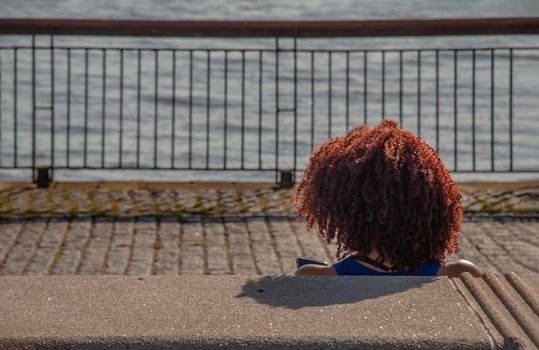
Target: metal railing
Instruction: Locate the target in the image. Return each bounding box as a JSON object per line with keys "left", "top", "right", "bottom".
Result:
{"left": 1, "top": 18, "right": 539, "bottom": 184}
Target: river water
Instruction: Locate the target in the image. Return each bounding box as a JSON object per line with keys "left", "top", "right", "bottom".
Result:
{"left": 1, "top": 0, "right": 538, "bottom": 182}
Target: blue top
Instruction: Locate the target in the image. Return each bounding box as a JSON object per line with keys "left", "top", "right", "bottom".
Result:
{"left": 332, "top": 256, "right": 441, "bottom": 276}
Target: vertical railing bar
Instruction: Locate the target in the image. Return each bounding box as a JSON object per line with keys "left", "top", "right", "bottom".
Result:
{"left": 154, "top": 50, "right": 158, "bottom": 169}
{"left": 171, "top": 50, "right": 177, "bottom": 169}
{"left": 101, "top": 49, "right": 106, "bottom": 168}
{"left": 188, "top": 50, "right": 193, "bottom": 169}
{"left": 345, "top": 51, "right": 350, "bottom": 130}
{"left": 310, "top": 52, "right": 314, "bottom": 153}
{"left": 293, "top": 37, "right": 297, "bottom": 172}
{"left": 454, "top": 50, "right": 458, "bottom": 170}
{"left": 275, "top": 37, "right": 279, "bottom": 180}
{"left": 13, "top": 49, "right": 17, "bottom": 167}
{"left": 0, "top": 54, "right": 2, "bottom": 166}
{"left": 382, "top": 51, "right": 385, "bottom": 119}
{"left": 328, "top": 52, "right": 332, "bottom": 138}
{"left": 363, "top": 51, "right": 367, "bottom": 124}
{"left": 50, "top": 35, "right": 55, "bottom": 178}
{"left": 32, "top": 35, "right": 36, "bottom": 172}
{"left": 417, "top": 50, "right": 421, "bottom": 135}
{"left": 509, "top": 48, "right": 513, "bottom": 172}
{"left": 119, "top": 49, "right": 124, "bottom": 168}
{"left": 223, "top": 50, "right": 228, "bottom": 169}
{"left": 83, "top": 48, "right": 89, "bottom": 168}
{"left": 241, "top": 50, "right": 245, "bottom": 169}
{"left": 491, "top": 49, "right": 495, "bottom": 171}
{"left": 258, "top": 51, "right": 262, "bottom": 170}
{"left": 206, "top": 50, "right": 211, "bottom": 169}
{"left": 472, "top": 49, "right": 476, "bottom": 171}
{"left": 136, "top": 49, "right": 141, "bottom": 168}
{"left": 399, "top": 50, "right": 403, "bottom": 128}
{"left": 435, "top": 50, "right": 439, "bottom": 153}
{"left": 66, "top": 49, "right": 71, "bottom": 167}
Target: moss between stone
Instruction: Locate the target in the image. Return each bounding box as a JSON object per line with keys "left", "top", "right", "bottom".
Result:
{"left": 0, "top": 186, "right": 536, "bottom": 218}
{"left": 48, "top": 240, "right": 66, "bottom": 275}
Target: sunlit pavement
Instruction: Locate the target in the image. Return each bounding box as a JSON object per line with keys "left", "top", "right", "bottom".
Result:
{"left": 0, "top": 182, "right": 537, "bottom": 278}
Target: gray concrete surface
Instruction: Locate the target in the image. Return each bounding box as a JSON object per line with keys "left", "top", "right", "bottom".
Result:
{"left": 3, "top": 274, "right": 537, "bottom": 349}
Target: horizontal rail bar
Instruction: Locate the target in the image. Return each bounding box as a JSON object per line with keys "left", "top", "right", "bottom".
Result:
{"left": 1, "top": 17, "right": 539, "bottom": 37}
{"left": 2, "top": 166, "right": 539, "bottom": 173}
{"left": 2, "top": 46, "right": 539, "bottom": 53}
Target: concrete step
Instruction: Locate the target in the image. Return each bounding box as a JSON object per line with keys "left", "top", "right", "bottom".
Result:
{"left": 0, "top": 273, "right": 537, "bottom": 349}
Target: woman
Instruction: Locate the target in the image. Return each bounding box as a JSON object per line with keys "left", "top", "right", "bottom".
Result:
{"left": 294, "top": 120, "right": 481, "bottom": 277}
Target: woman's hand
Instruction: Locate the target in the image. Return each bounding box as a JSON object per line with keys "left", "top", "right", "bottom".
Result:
{"left": 438, "top": 259, "right": 482, "bottom": 277}
{"left": 295, "top": 264, "right": 337, "bottom": 276}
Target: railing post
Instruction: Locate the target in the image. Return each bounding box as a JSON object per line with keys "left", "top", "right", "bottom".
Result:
{"left": 33, "top": 166, "right": 51, "bottom": 188}
{"left": 278, "top": 169, "right": 294, "bottom": 188}
{"left": 31, "top": 34, "right": 36, "bottom": 179}
{"left": 50, "top": 34, "right": 55, "bottom": 182}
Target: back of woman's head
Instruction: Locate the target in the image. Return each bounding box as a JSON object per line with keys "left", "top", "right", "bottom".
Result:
{"left": 295, "top": 119, "right": 462, "bottom": 271}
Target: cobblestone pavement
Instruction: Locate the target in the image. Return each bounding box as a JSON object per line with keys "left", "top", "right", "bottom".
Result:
{"left": 0, "top": 183, "right": 538, "bottom": 277}
{"left": 1, "top": 183, "right": 539, "bottom": 218}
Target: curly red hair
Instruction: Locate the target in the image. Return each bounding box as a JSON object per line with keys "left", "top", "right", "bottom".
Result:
{"left": 295, "top": 120, "right": 462, "bottom": 271}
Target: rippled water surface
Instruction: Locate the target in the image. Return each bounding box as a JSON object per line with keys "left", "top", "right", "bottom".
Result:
{"left": 1, "top": 1, "right": 539, "bottom": 181}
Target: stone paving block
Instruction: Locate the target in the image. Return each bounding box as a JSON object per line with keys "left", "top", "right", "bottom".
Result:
{"left": 266, "top": 218, "right": 302, "bottom": 274}
{"left": 219, "top": 190, "right": 243, "bottom": 214}
{"left": 504, "top": 219, "right": 539, "bottom": 249}
{"left": 245, "top": 217, "right": 281, "bottom": 275}
{"left": 91, "top": 189, "right": 113, "bottom": 215}
{"left": 131, "top": 189, "right": 156, "bottom": 216}
{"left": 175, "top": 189, "right": 198, "bottom": 213}
{"left": 467, "top": 221, "right": 532, "bottom": 277}
{"left": 153, "top": 190, "right": 177, "bottom": 215}
{"left": 29, "top": 189, "right": 50, "bottom": 214}
{"left": 0, "top": 183, "right": 538, "bottom": 277}
{"left": 0, "top": 190, "right": 12, "bottom": 213}
{"left": 180, "top": 218, "right": 205, "bottom": 275}
{"left": 109, "top": 190, "right": 135, "bottom": 215}
{"left": 0, "top": 219, "right": 23, "bottom": 269}
{"left": 239, "top": 190, "right": 265, "bottom": 214}
{"left": 10, "top": 190, "right": 29, "bottom": 215}
{"left": 261, "top": 190, "right": 286, "bottom": 213}
{"left": 78, "top": 217, "right": 114, "bottom": 275}
{"left": 23, "top": 218, "right": 69, "bottom": 276}
{"left": 289, "top": 220, "right": 331, "bottom": 263}
{"left": 197, "top": 189, "right": 219, "bottom": 214}
{"left": 53, "top": 217, "right": 93, "bottom": 275}
{"left": 224, "top": 217, "right": 257, "bottom": 274}
{"left": 203, "top": 218, "right": 230, "bottom": 275}
{"left": 69, "top": 189, "right": 91, "bottom": 214}
{"left": 154, "top": 216, "right": 180, "bottom": 275}
{"left": 104, "top": 218, "right": 134, "bottom": 275}
{"left": 50, "top": 189, "right": 72, "bottom": 214}
{"left": 477, "top": 220, "right": 539, "bottom": 277}
{"left": 456, "top": 224, "right": 500, "bottom": 275}
{"left": 0, "top": 220, "right": 47, "bottom": 275}
{"left": 278, "top": 189, "right": 295, "bottom": 213}
{"left": 512, "top": 197, "right": 539, "bottom": 212}
{"left": 127, "top": 217, "right": 157, "bottom": 275}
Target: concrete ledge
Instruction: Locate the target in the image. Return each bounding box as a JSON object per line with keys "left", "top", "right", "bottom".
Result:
{"left": 0, "top": 274, "right": 537, "bottom": 349}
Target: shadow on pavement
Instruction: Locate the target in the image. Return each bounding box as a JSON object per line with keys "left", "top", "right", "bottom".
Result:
{"left": 236, "top": 275, "right": 435, "bottom": 309}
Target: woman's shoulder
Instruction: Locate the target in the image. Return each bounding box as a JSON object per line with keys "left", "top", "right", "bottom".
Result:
{"left": 295, "top": 264, "right": 338, "bottom": 276}
{"left": 295, "top": 258, "right": 482, "bottom": 277}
